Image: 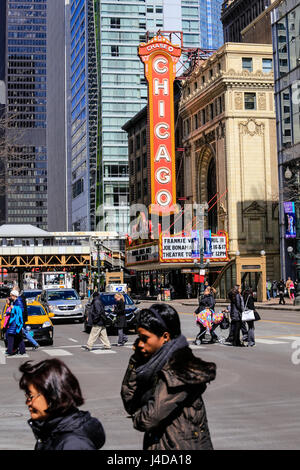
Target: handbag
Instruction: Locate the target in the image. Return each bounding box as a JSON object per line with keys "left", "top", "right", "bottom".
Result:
{"left": 254, "top": 310, "right": 261, "bottom": 321}
{"left": 3, "top": 314, "right": 10, "bottom": 329}
{"left": 220, "top": 314, "right": 230, "bottom": 330}
{"left": 242, "top": 295, "right": 255, "bottom": 322}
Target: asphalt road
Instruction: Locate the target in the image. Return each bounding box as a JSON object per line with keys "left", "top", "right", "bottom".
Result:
{"left": 0, "top": 300, "right": 300, "bottom": 450}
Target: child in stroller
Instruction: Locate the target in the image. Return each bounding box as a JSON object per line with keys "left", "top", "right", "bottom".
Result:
{"left": 193, "top": 307, "right": 227, "bottom": 344}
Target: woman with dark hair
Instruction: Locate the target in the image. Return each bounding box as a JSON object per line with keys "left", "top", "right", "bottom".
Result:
{"left": 121, "top": 303, "right": 216, "bottom": 450}
{"left": 242, "top": 288, "right": 257, "bottom": 347}
{"left": 19, "top": 359, "right": 105, "bottom": 450}
{"left": 228, "top": 285, "right": 244, "bottom": 347}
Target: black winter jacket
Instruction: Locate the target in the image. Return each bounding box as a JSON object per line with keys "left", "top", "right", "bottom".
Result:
{"left": 29, "top": 408, "right": 105, "bottom": 450}
{"left": 229, "top": 293, "right": 244, "bottom": 321}
{"left": 114, "top": 299, "right": 127, "bottom": 329}
{"left": 121, "top": 346, "right": 216, "bottom": 450}
{"left": 195, "top": 294, "right": 215, "bottom": 314}
{"left": 91, "top": 295, "right": 106, "bottom": 327}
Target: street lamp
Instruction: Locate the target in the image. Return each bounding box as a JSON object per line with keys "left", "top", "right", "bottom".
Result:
{"left": 193, "top": 246, "right": 210, "bottom": 300}
{"left": 93, "top": 238, "right": 102, "bottom": 293}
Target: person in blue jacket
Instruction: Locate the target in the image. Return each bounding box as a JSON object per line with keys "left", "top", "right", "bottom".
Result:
{"left": 6, "top": 289, "right": 26, "bottom": 356}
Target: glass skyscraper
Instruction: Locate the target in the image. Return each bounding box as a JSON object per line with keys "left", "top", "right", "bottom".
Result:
{"left": 70, "top": 0, "right": 210, "bottom": 234}
{"left": 199, "top": 0, "right": 223, "bottom": 50}
{"left": 3, "top": 0, "right": 48, "bottom": 229}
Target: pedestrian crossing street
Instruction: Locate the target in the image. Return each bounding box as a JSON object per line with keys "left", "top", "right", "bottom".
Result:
{"left": 1, "top": 335, "right": 300, "bottom": 360}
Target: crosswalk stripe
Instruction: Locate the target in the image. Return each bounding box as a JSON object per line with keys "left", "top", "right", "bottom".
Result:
{"left": 90, "top": 349, "right": 116, "bottom": 355}
{"left": 190, "top": 345, "right": 207, "bottom": 349}
{"left": 43, "top": 349, "right": 73, "bottom": 356}
{"left": 255, "top": 339, "right": 287, "bottom": 345}
{"left": 277, "top": 336, "right": 300, "bottom": 341}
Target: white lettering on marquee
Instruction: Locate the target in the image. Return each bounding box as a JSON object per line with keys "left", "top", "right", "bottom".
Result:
{"left": 155, "top": 123, "right": 170, "bottom": 139}
{"left": 155, "top": 145, "right": 171, "bottom": 162}
{"left": 153, "top": 57, "right": 168, "bottom": 74}
{"left": 156, "top": 167, "right": 171, "bottom": 184}
{"left": 154, "top": 78, "right": 169, "bottom": 96}
{"left": 157, "top": 190, "right": 172, "bottom": 206}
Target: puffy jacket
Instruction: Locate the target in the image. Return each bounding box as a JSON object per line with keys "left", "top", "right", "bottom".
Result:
{"left": 29, "top": 408, "right": 105, "bottom": 450}
{"left": 90, "top": 295, "right": 106, "bottom": 327}
{"left": 121, "top": 346, "right": 216, "bottom": 450}
{"left": 195, "top": 294, "right": 215, "bottom": 314}
{"left": 7, "top": 304, "right": 23, "bottom": 335}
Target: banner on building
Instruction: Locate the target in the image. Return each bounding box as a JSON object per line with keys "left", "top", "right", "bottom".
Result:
{"left": 139, "top": 36, "right": 181, "bottom": 215}
{"left": 284, "top": 202, "right": 296, "bottom": 239}
{"left": 160, "top": 231, "right": 229, "bottom": 263}
{"left": 126, "top": 241, "right": 159, "bottom": 267}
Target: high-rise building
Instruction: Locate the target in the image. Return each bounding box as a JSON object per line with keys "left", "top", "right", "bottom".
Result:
{"left": 221, "top": 0, "right": 273, "bottom": 43}
{"left": 70, "top": 0, "right": 214, "bottom": 234}
{"left": 3, "top": 0, "right": 48, "bottom": 229}
{"left": 200, "top": 0, "right": 223, "bottom": 50}
{"left": 47, "top": 0, "right": 71, "bottom": 231}
{"left": 271, "top": 0, "right": 300, "bottom": 280}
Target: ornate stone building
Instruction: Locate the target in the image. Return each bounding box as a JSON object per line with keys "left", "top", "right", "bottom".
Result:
{"left": 179, "top": 42, "right": 280, "bottom": 281}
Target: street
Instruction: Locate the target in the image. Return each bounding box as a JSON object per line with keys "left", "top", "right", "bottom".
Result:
{"left": 0, "top": 300, "right": 300, "bottom": 450}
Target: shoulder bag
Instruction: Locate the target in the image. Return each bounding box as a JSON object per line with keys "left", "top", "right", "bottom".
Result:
{"left": 242, "top": 295, "right": 255, "bottom": 322}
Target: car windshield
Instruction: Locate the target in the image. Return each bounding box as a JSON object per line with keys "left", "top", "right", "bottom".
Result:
{"left": 100, "top": 294, "right": 134, "bottom": 306}
{"left": 23, "top": 291, "right": 42, "bottom": 298}
{"left": 47, "top": 290, "right": 79, "bottom": 301}
{"left": 27, "top": 305, "right": 47, "bottom": 316}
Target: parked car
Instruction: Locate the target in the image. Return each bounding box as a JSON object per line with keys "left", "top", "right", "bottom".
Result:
{"left": 83, "top": 292, "right": 140, "bottom": 334}
{"left": 0, "top": 300, "right": 54, "bottom": 345}
{"left": 37, "top": 288, "right": 84, "bottom": 323}
{"left": 22, "top": 289, "right": 42, "bottom": 304}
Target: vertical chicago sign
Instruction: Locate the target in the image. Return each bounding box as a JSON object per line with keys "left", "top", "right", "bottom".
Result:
{"left": 139, "top": 36, "right": 181, "bottom": 215}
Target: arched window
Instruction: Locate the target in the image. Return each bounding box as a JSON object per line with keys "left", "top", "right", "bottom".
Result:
{"left": 207, "top": 158, "right": 217, "bottom": 233}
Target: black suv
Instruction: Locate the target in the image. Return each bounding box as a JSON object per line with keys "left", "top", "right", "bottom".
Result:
{"left": 83, "top": 293, "right": 140, "bottom": 333}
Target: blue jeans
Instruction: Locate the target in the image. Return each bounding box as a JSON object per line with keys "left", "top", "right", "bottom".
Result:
{"left": 118, "top": 328, "right": 128, "bottom": 345}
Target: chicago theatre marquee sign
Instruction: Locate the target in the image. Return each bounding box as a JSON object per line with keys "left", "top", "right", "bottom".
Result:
{"left": 139, "top": 36, "right": 181, "bottom": 215}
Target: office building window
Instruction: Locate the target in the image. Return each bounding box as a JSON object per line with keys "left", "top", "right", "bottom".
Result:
{"left": 72, "top": 178, "right": 84, "bottom": 199}
{"left": 111, "top": 46, "right": 119, "bottom": 57}
{"left": 262, "top": 58, "right": 273, "bottom": 73}
{"left": 244, "top": 93, "right": 256, "bottom": 110}
{"left": 111, "top": 18, "right": 120, "bottom": 29}
{"left": 242, "top": 57, "right": 253, "bottom": 72}
{"left": 280, "top": 88, "right": 292, "bottom": 148}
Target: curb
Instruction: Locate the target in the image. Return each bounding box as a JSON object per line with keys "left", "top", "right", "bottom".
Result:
{"left": 137, "top": 298, "right": 300, "bottom": 311}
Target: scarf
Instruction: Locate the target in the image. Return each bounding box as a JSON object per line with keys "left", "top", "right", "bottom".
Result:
{"left": 136, "top": 334, "right": 188, "bottom": 388}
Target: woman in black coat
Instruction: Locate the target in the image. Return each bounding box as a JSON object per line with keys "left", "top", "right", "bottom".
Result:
{"left": 228, "top": 285, "right": 244, "bottom": 347}
{"left": 114, "top": 293, "right": 128, "bottom": 346}
{"left": 194, "top": 287, "right": 217, "bottom": 344}
{"left": 242, "top": 288, "right": 256, "bottom": 347}
{"left": 19, "top": 359, "right": 105, "bottom": 450}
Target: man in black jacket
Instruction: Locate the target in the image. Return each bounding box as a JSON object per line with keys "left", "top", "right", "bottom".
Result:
{"left": 82, "top": 293, "right": 111, "bottom": 350}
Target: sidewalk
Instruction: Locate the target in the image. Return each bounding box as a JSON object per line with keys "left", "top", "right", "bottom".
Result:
{"left": 140, "top": 297, "right": 300, "bottom": 311}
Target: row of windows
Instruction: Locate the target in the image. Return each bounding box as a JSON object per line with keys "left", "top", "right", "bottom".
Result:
{"left": 9, "top": 193, "right": 47, "bottom": 199}
{"left": 71, "top": 147, "right": 87, "bottom": 170}
{"left": 183, "top": 58, "right": 273, "bottom": 99}
{"left": 275, "top": 6, "right": 300, "bottom": 78}
{"left": 279, "top": 85, "right": 300, "bottom": 150}
{"left": 72, "top": 178, "right": 84, "bottom": 199}
{"left": 72, "top": 160, "right": 86, "bottom": 181}
{"left": 8, "top": 47, "right": 46, "bottom": 54}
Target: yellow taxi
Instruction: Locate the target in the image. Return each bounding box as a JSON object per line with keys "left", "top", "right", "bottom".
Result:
{"left": 0, "top": 300, "right": 54, "bottom": 345}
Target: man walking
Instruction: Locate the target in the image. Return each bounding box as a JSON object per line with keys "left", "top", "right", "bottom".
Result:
{"left": 82, "top": 293, "right": 111, "bottom": 351}
{"left": 278, "top": 280, "right": 286, "bottom": 305}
